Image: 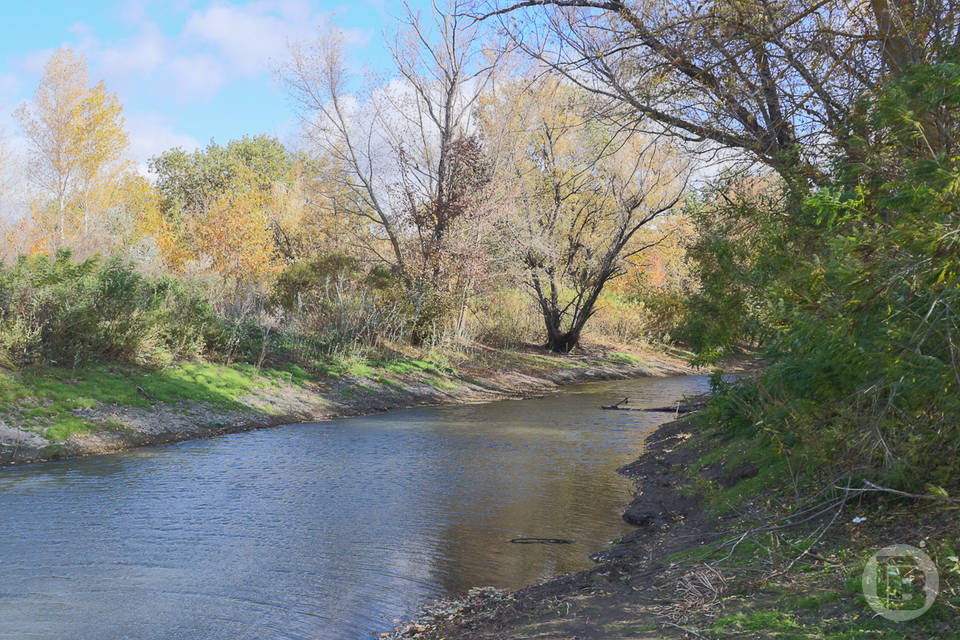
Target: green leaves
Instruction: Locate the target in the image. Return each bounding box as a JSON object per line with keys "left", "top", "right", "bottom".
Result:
{"left": 0, "top": 250, "right": 213, "bottom": 367}
{"left": 695, "top": 54, "right": 960, "bottom": 491}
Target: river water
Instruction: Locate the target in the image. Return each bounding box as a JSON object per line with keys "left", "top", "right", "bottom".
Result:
{"left": 0, "top": 374, "right": 711, "bottom": 639}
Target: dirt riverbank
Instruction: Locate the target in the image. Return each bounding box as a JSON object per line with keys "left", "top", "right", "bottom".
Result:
{"left": 384, "top": 411, "right": 726, "bottom": 640}
{"left": 0, "top": 344, "right": 694, "bottom": 467}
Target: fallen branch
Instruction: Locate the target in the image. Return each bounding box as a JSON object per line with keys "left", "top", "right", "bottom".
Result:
{"left": 642, "top": 403, "right": 701, "bottom": 414}
{"left": 510, "top": 537, "right": 575, "bottom": 544}
{"left": 835, "top": 479, "right": 960, "bottom": 504}
{"left": 601, "top": 397, "right": 630, "bottom": 410}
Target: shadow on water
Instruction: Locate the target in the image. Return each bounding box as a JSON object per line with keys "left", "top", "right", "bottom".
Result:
{"left": 0, "top": 374, "right": 713, "bottom": 640}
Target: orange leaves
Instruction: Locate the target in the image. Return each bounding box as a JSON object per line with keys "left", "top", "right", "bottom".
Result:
{"left": 150, "top": 171, "right": 287, "bottom": 284}
{"left": 192, "top": 186, "right": 281, "bottom": 283}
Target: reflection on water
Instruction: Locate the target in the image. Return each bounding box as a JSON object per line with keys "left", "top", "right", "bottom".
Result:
{"left": 0, "top": 374, "right": 711, "bottom": 639}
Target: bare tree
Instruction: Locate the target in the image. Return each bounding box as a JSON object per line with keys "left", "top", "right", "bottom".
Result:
{"left": 475, "top": 0, "right": 958, "bottom": 185}
{"left": 282, "top": 0, "right": 502, "bottom": 291}
{"left": 482, "top": 76, "right": 688, "bottom": 352}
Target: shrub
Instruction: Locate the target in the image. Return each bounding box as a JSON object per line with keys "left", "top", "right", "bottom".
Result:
{"left": 698, "top": 57, "right": 960, "bottom": 490}
{"left": 272, "top": 257, "right": 417, "bottom": 353}
{"left": 470, "top": 289, "right": 542, "bottom": 347}
{"left": 0, "top": 250, "right": 213, "bottom": 367}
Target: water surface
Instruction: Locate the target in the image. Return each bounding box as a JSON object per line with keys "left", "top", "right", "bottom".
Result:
{"left": 0, "top": 374, "right": 711, "bottom": 639}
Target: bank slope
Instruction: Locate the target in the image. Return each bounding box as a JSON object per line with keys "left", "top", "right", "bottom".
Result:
{"left": 0, "top": 344, "right": 692, "bottom": 467}
{"left": 387, "top": 409, "right": 959, "bottom": 640}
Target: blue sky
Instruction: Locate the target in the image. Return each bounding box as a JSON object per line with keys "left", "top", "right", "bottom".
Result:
{"left": 0, "top": 1, "right": 432, "bottom": 164}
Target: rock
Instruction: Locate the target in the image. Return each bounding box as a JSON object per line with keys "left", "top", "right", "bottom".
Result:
{"left": 0, "top": 423, "right": 48, "bottom": 450}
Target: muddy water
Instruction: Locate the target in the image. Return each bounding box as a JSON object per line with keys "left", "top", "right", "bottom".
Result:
{"left": 0, "top": 374, "right": 711, "bottom": 639}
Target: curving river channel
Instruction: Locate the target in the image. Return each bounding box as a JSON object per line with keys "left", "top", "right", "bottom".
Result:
{"left": 0, "top": 374, "right": 712, "bottom": 639}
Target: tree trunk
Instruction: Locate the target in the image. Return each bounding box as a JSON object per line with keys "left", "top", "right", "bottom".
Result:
{"left": 546, "top": 328, "right": 581, "bottom": 353}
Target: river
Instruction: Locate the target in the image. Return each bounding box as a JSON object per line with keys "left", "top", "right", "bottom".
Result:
{"left": 0, "top": 374, "right": 712, "bottom": 639}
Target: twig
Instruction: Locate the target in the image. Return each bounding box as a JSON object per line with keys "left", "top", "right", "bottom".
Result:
{"left": 659, "top": 620, "right": 708, "bottom": 639}
{"left": 836, "top": 479, "right": 960, "bottom": 504}
{"left": 601, "top": 397, "right": 630, "bottom": 410}
{"left": 764, "top": 492, "right": 849, "bottom": 580}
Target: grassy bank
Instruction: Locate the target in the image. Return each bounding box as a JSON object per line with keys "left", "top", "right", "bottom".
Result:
{"left": 389, "top": 403, "right": 959, "bottom": 640}
{"left": 664, "top": 421, "right": 960, "bottom": 639}
{"left": 0, "top": 342, "right": 693, "bottom": 466}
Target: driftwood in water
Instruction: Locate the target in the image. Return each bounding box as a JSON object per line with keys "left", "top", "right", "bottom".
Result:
{"left": 510, "top": 537, "right": 575, "bottom": 544}
{"left": 601, "top": 397, "right": 646, "bottom": 411}
{"left": 601, "top": 397, "right": 707, "bottom": 413}
{"left": 601, "top": 397, "right": 631, "bottom": 410}
{"left": 642, "top": 402, "right": 705, "bottom": 414}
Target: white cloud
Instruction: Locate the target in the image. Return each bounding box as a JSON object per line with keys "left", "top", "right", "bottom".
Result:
{"left": 0, "top": 72, "right": 21, "bottom": 104}
{"left": 125, "top": 112, "right": 200, "bottom": 169}
{"left": 99, "top": 25, "right": 167, "bottom": 76}
{"left": 119, "top": 0, "right": 150, "bottom": 25}
{"left": 185, "top": 4, "right": 292, "bottom": 74}
{"left": 167, "top": 53, "right": 226, "bottom": 101}
{"left": 184, "top": 1, "right": 372, "bottom": 75}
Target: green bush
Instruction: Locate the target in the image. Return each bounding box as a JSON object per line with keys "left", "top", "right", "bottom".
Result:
{"left": 0, "top": 250, "right": 214, "bottom": 367}
{"left": 695, "top": 56, "right": 960, "bottom": 490}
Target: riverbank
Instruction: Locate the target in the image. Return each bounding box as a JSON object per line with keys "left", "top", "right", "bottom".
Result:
{"left": 0, "top": 342, "right": 694, "bottom": 467}
{"left": 387, "top": 402, "right": 960, "bottom": 639}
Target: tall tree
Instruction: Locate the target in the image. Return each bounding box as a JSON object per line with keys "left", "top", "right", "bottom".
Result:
{"left": 16, "top": 46, "right": 128, "bottom": 241}
{"left": 482, "top": 77, "right": 688, "bottom": 351}
{"left": 282, "top": 0, "right": 500, "bottom": 288}
{"left": 147, "top": 135, "right": 302, "bottom": 283}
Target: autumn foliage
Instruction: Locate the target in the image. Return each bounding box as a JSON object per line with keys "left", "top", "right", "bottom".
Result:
{"left": 1, "top": 35, "right": 694, "bottom": 368}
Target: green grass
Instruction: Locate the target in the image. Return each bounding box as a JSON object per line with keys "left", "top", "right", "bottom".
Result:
{"left": 683, "top": 422, "right": 792, "bottom": 516}
{"left": 661, "top": 415, "right": 960, "bottom": 640}
{"left": 711, "top": 611, "right": 800, "bottom": 633}
{"left": 607, "top": 352, "right": 640, "bottom": 365}
{"left": 704, "top": 591, "right": 960, "bottom": 639}
{"left": 0, "top": 361, "right": 286, "bottom": 442}
{"left": 428, "top": 376, "right": 459, "bottom": 391}
{"left": 45, "top": 417, "right": 97, "bottom": 441}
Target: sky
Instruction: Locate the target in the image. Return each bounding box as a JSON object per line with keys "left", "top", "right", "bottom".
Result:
{"left": 0, "top": 0, "right": 433, "bottom": 165}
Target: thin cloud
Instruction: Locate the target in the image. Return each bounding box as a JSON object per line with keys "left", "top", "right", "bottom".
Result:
{"left": 126, "top": 112, "right": 201, "bottom": 171}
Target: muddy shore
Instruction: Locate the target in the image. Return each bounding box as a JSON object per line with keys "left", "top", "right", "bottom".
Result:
{"left": 0, "top": 347, "right": 694, "bottom": 467}
{"left": 385, "top": 408, "right": 735, "bottom": 640}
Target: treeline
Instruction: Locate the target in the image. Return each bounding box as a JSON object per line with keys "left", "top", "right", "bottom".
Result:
{"left": 8, "top": 0, "right": 955, "bottom": 498}
{"left": 0, "top": 3, "right": 696, "bottom": 372}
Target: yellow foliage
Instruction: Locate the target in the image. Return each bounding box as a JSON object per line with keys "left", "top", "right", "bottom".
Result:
{"left": 192, "top": 185, "right": 281, "bottom": 283}
{"left": 16, "top": 46, "right": 130, "bottom": 245}
{"left": 150, "top": 165, "right": 300, "bottom": 283}
{"left": 613, "top": 214, "right": 696, "bottom": 296}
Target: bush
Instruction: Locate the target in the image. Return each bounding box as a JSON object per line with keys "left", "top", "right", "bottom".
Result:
{"left": 698, "top": 57, "right": 960, "bottom": 490}
{"left": 0, "top": 250, "right": 213, "bottom": 367}
{"left": 272, "top": 256, "right": 417, "bottom": 353}
{"left": 470, "top": 289, "right": 542, "bottom": 347}
{"left": 588, "top": 295, "right": 648, "bottom": 344}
